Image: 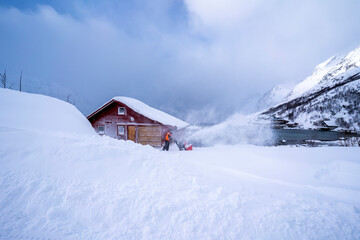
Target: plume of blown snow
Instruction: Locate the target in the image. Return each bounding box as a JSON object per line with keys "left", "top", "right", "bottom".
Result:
{"left": 187, "top": 113, "right": 274, "bottom": 146}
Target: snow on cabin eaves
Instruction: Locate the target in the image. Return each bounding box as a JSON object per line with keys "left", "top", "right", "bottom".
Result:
{"left": 113, "top": 97, "right": 189, "bottom": 129}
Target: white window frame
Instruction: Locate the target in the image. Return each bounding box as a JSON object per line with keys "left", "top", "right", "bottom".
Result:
{"left": 98, "top": 125, "right": 105, "bottom": 135}
{"left": 117, "top": 125, "right": 125, "bottom": 136}
{"left": 118, "top": 107, "right": 125, "bottom": 115}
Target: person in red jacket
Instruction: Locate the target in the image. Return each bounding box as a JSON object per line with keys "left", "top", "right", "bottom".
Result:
{"left": 162, "top": 131, "right": 172, "bottom": 151}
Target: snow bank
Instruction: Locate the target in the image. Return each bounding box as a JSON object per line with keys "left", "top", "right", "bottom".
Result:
{"left": 0, "top": 88, "right": 95, "bottom": 135}
{"left": 112, "top": 97, "right": 189, "bottom": 129}
{"left": 188, "top": 113, "right": 274, "bottom": 146}
{"left": 1, "top": 126, "right": 360, "bottom": 239}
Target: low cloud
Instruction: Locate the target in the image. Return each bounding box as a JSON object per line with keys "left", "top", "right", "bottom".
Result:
{"left": 185, "top": 0, "right": 262, "bottom": 31}
{"left": 1, "top": 1, "right": 360, "bottom": 124}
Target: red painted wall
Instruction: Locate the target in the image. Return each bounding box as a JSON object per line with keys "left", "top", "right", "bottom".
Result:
{"left": 88, "top": 101, "right": 173, "bottom": 143}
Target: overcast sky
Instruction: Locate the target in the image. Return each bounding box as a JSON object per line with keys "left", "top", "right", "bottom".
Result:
{"left": 1, "top": 0, "right": 360, "bottom": 124}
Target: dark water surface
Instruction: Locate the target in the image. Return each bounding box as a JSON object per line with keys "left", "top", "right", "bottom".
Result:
{"left": 273, "top": 129, "right": 359, "bottom": 145}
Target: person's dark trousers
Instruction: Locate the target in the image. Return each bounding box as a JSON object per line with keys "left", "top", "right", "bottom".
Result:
{"left": 163, "top": 140, "right": 170, "bottom": 151}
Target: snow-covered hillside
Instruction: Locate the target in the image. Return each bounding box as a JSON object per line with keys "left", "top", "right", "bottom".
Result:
{"left": 258, "top": 46, "right": 360, "bottom": 130}
{"left": 287, "top": 55, "right": 345, "bottom": 100}
{"left": 1, "top": 89, "right": 360, "bottom": 239}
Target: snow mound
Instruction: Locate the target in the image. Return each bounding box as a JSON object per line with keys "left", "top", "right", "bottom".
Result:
{"left": 112, "top": 96, "right": 189, "bottom": 129}
{"left": 0, "top": 88, "right": 95, "bottom": 135}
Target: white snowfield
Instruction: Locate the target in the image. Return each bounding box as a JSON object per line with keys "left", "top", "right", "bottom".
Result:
{"left": 1, "top": 89, "right": 360, "bottom": 239}
{"left": 112, "top": 97, "right": 189, "bottom": 129}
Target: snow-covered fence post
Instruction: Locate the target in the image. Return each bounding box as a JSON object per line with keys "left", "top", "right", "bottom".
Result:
{"left": 19, "top": 70, "right": 22, "bottom": 92}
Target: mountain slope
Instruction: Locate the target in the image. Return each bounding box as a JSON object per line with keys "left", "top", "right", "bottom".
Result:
{"left": 259, "top": 46, "right": 360, "bottom": 130}
{"left": 256, "top": 85, "right": 291, "bottom": 111}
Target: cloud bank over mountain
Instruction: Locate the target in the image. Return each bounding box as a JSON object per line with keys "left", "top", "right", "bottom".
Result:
{"left": 1, "top": 0, "right": 360, "bottom": 124}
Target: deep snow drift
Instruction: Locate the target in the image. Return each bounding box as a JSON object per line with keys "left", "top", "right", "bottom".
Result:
{"left": 1, "top": 89, "right": 360, "bottom": 239}
{"left": 0, "top": 88, "right": 95, "bottom": 135}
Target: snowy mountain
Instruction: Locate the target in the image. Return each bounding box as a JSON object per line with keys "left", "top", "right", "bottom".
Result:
{"left": 258, "top": 46, "right": 360, "bottom": 130}
{"left": 256, "top": 85, "right": 291, "bottom": 111}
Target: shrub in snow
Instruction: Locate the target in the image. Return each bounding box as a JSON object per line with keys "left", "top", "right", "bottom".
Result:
{"left": 340, "top": 137, "right": 360, "bottom": 147}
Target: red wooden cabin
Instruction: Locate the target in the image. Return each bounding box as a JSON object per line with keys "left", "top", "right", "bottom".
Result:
{"left": 87, "top": 97, "right": 189, "bottom": 147}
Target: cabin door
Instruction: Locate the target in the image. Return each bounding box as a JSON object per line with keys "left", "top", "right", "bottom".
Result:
{"left": 138, "top": 126, "right": 162, "bottom": 147}
{"left": 127, "top": 125, "right": 136, "bottom": 142}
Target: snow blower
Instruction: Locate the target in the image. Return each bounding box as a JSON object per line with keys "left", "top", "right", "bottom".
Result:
{"left": 174, "top": 140, "right": 193, "bottom": 151}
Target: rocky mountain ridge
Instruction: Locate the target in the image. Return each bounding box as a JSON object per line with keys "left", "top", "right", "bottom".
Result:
{"left": 258, "top": 46, "right": 360, "bottom": 131}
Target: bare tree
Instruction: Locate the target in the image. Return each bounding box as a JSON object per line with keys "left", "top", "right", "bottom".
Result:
{"left": 0, "top": 69, "right": 6, "bottom": 88}
{"left": 0, "top": 69, "right": 14, "bottom": 89}
{"left": 340, "top": 137, "right": 360, "bottom": 147}
{"left": 66, "top": 94, "right": 71, "bottom": 103}
{"left": 66, "top": 94, "right": 76, "bottom": 106}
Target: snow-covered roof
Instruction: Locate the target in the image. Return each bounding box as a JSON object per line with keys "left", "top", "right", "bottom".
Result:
{"left": 89, "top": 97, "right": 189, "bottom": 129}
{"left": 114, "top": 97, "right": 189, "bottom": 129}
{"left": 323, "top": 120, "right": 337, "bottom": 126}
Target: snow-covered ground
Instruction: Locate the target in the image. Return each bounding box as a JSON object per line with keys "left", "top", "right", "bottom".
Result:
{"left": 1, "top": 89, "right": 360, "bottom": 239}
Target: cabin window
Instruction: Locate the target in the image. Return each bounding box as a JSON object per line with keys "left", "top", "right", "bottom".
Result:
{"left": 98, "top": 125, "right": 105, "bottom": 135}
{"left": 117, "top": 125, "right": 125, "bottom": 136}
{"left": 118, "top": 107, "right": 125, "bottom": 115}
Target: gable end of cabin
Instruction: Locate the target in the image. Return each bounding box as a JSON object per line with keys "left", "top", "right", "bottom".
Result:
{"left": 87, "top": 100, "right": 175, "bottom": 147}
